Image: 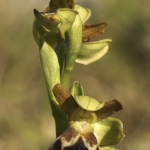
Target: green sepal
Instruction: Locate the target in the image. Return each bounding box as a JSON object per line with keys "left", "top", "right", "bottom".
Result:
{"left": 33, "top": 19, "right": 47, "bottom": 45}
{"left": 75, "top": 5, "right": 91, "bottom": 24}
{"left": 56, "top": 8, "right": 78, "bottom": 39}
{"left": 70, "top": 81, "right": 84, "bottom": 96}
{"left": 34, "top": 9, "right": 61, "bottom": 32}
{"left": 94, "top": 117, "right": 125, "bottom": 147}
{"left": 76, "top": 39, "right": 112, "bottom": 65}
{"left": 33, "top": 19, "right": 60, "bottom": 47}
{"left": 74, "top": 95, "right": 104, "bottom": 111}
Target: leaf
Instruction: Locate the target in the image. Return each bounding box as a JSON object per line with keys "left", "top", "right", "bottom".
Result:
{"left": 74, "top": 95, "right": 104, "bottom": 111}
{"left": 94, "top": 117, "right": 125, "bottom": 147}
{"left": 70, "top": 81, "right": 84, "bottom": 96}
{"left": 75, "top": 5, "right": 91, "bottom": 24}
{"left": 76, "top": 39, "right": 112, "bottom": 65}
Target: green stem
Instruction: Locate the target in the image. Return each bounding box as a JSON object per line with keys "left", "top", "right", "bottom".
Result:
{"left": 55, "top": 37, "right": 66, "bottom": 77}
{"left": 62, "top": 13, "right": 82, "bottom": 90}
{"left": 61, "top": 69, "right": 71, "bottom": 90}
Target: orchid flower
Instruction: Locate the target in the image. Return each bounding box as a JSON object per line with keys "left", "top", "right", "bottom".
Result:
{"left": 48, "top": 82, "right": 124, "bottom": 150}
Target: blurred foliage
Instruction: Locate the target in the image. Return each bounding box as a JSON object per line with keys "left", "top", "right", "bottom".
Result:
{"left": 0, "top": 0, "right": 150, "bottom": 150}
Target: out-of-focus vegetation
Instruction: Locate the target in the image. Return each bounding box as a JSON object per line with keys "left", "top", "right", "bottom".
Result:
{"left": 0, "top": 0, "right": 150, "bottom": 149}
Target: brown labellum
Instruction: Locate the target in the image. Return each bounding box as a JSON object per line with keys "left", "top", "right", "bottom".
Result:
{"left": 48, "top": 122, "right": 99, "bottom": 150}
{"left": 82, "top": 22, "right": 107, "bottom": 42}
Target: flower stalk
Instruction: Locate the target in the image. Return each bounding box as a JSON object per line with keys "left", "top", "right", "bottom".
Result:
{"left": 33, "top": 0, "right": 125, "bottom": 149}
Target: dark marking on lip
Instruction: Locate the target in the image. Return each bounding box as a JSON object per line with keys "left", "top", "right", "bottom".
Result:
{"left": 49, "top": 139, "right": 62, "bottom": 150}
{"left": 63, "top": 137, "right": 88, "bottom": 150}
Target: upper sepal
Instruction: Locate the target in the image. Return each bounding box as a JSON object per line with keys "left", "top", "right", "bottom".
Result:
{"left": 74, "top": 95, "right": 105, "bottom": 111}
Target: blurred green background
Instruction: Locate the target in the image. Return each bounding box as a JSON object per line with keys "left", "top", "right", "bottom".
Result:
{"left": 0, "top": 0, "right": 150, "bottom": 149}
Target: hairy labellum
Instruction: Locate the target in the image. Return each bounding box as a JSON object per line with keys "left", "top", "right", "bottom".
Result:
{"left": 49, "top": 121, "right": 99, "bottom": 150}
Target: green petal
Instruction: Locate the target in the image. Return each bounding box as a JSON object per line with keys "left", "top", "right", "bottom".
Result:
{"left": 56, "top": 8, "right": 78, "bottom": 39}
{"left": 74, "top": 95, "right": 104, "bottom": 111}
{"left": 70, "top": 81, "right": 84, "bottom": 96}
{"left": 76, "top": 39, "right": 112, "bottom": 65}
{"left": 94, "top": 117, "right": 125, "bottom": 147}
{"left": 75, "top": 5, "right": 91, "bottom": 24}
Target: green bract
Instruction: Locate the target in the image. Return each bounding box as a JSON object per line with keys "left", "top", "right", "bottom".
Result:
{"left": 40, "top": 40, "right": 68, "bottom": 136}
